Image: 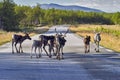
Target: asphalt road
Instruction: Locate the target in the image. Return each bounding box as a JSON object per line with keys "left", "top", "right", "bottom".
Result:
{"left": 0, "top": 25, "right": 120, "bottom": 80}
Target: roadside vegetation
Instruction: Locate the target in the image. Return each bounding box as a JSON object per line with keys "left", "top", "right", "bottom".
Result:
{"left": 70, "top": 24, "right": 120, "bottom": 52}
{"left": 0, "top": 30, "right": 14, "bottom": 45}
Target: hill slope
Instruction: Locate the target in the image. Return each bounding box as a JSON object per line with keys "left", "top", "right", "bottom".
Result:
{"left": 40, "top": 3, "right": 103, "bottom": 12}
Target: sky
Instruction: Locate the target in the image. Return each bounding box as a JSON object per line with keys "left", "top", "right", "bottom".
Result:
{"left": 4, "top": 0, "right": 120, "bottom": 12}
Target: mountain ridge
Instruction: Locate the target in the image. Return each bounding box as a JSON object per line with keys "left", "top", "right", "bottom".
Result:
{"left": 40, "top": 3, "right": 104, "bottom": 12}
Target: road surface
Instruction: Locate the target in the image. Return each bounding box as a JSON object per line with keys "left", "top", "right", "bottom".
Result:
{"left": 0, "top": 25, "right": 120, "bottom": 80}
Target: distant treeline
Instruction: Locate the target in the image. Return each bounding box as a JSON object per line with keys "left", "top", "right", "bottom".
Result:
{"left": 0, "top": 0, "right": 120, "bottom": 31}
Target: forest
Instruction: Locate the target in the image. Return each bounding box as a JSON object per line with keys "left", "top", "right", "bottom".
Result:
{"left": 0, "top": 0, "right": 120, "bottom": 31}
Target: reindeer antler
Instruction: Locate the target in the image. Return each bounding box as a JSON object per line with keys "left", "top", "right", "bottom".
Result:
{"left": 55, "top": 28, "right": 59, "bottom": 35}
{"left": 64, "top": 29, "right": 69, "bottom": 36}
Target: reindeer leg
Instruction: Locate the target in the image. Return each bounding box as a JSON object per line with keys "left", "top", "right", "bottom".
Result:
{"left": 61, "top": 46, "right": 64, "bottom": 55}
{"left": 52, "top": 47, "right": 55, "bottom": 56}
{"left": 85, "top": 44, "right": 87, "bottom": 53}
{"left": 56, "top": 47, "right": 59, "bottom": 59}
{"left": 20, "top": 44, "right": 23, "bottom": 53}
{"left": 56, "top": 46, "right": 60, "bottom": 60}
{"left": 96, "top": 42, "right": 100, "bottom": 52}
{"left": 94, "top": 41, "right": 96, "bottom": 51}
{"left": 41, "top": 46, "right": 42, "bottom": 54}
{"left": 88, "top": 44, "right": 90, "bottom": 53}
{"left": 38, "top": 47, "right": 41, "bottom": 58}
{"left": 54, "top": 47, "right": 57, "bottom": 56}
{"left": 18, "top": 44, "right": 21, "bottom": 53}
{"left": 58, "top": 47, "right": 61, "bottom": 60}
{"left": 95, "top": 41, "right": 97, "bottom": 52}
{"left": 94, "top": 41, "right": 98, "bottom": 52}
{"left": 34, "top": 47, "right": 38, "bottom": 58}
{"left": 61, "top": 47, "right": 64, "bottom": 59}
{"left": 31, "top": 45, "right": 34, "bottom": 59}
{"left": 86, "top": 45, "right": 88, "bottom": 53}
{"left": 19, "top": 44, "right": 23, "bottom": 53}
{"left": 43, "top": 45, "right": 49, "bottom": 56}
{"left": 15, "top": 42, "right": 19, "bottom": 53}
{"left": 48, "top": 45, "right": 52, "bottom": 58}
{"left": 12, "top": 40, "right": 14, "bottom": 54}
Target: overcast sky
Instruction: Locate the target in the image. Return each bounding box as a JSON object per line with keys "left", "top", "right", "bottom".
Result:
{"left": 5, "top": 0, "right": 120, "bottom": 12}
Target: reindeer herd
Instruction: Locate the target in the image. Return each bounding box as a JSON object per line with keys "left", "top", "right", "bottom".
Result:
{"left": 12, "top": 28, "right": 69, "bottom": 60}
{"left": 11, "top": 27, "right": 101, "bottom": 60}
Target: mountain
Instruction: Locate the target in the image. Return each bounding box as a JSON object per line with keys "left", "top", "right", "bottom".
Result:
{"left": 40, "top": 3, "right": 103, "bottom": 12}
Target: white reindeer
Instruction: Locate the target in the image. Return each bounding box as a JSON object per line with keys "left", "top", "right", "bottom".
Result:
{"left": 31, "top": 40, "right": 42, "bottom": 58}
{"left": 94, "top": 32, "right": 101, "bottom": 52}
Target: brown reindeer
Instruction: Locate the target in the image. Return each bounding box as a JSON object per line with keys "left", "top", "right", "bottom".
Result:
{"left": 12, "top": 33, "right": 31, "bottom": 53}
{"left": 83, "top": 35, "right": 91, "bottom": 53}
{"left": 39, "top": 35, "right": 55, "bottom": 58}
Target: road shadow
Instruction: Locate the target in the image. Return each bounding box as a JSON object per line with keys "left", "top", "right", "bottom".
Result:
{"left": 0, "top": 48, "right": 120, "bottom": 62}
{"left": 63, "top": 52, "right": 120, "bottom": 62}
{"left": 0, "top": 52, "right": 32, "bottom": 59}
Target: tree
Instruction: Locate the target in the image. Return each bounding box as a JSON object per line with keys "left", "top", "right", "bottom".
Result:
{"left": 15, "top": 5, "right": 32, "bottom": 27}
{"left": 112, "top": 12, "right": 120, "bottom": 25}
{"left": 0, "top": 0, "right": 19, "bottom": 31}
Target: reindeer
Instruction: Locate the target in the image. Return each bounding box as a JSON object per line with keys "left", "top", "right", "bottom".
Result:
{"left": 31, "top": 40, "right": 42, "bottom": 58}
{"left": 39, "top": 35, "right": 55, "bottom": 58}
{"left": 83, "top": 35, "right": 91, "bottom": 53}
{"left": 54, "top": 28, "right": 69, "bottom": 60}
{"left": 12, "top": 33, "right": 31, "bottom": 53}
{"left": 94, "top": 32, "right": 101, "bottom": 52}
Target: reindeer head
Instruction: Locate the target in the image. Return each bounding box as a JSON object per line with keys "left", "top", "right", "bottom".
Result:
{"left": 55, "top": 28, "right": 69, "bottom": 38}
{"left": 24, "top": 33, "right": 31, "bottom": 40}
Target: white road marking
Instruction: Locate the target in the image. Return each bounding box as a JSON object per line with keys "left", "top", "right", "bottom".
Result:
{"left": 105, "top": 49, "right": 114, "bottom": 52}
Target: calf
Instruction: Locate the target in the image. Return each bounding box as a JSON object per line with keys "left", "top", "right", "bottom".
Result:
{"left": 12, "top": 33, "right": 31, "bottom": 53}
{"left": 31, "top": 40, "right": 42, "bottom": 58}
